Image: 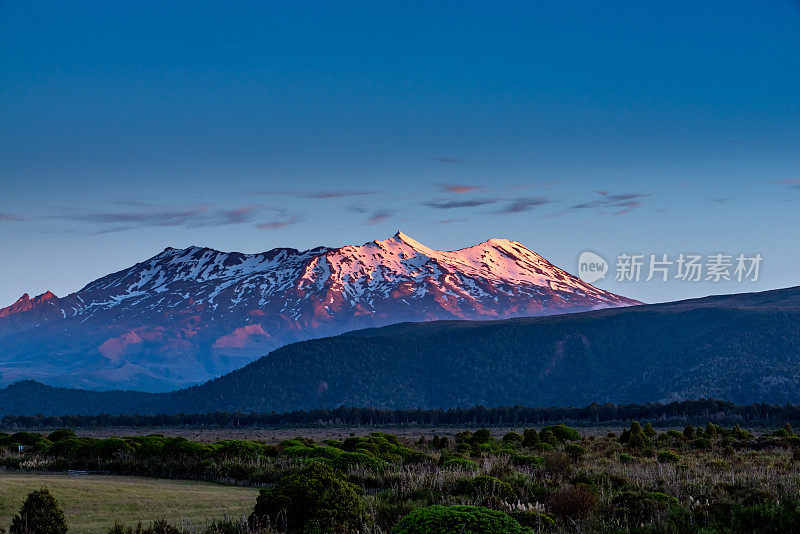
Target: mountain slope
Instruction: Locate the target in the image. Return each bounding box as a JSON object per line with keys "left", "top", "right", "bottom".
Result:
{"left": 2, "top": 285, "right": 799, "bottom": 416}
{"left": 0, "top": 232, "right": 637, "bottom": 391}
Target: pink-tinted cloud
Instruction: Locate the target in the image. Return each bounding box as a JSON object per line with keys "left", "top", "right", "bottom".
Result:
{"left": 440, "top": 184, "right": 482, "bottom": 194}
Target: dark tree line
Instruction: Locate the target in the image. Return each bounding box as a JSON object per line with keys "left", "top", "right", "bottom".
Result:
{"left": 4, "top": 399, "right": 800, "bottom": 430}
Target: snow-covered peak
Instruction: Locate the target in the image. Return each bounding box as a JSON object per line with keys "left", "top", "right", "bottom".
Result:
{"left": 0, "top": 231, "right": 640, "bottom": 391}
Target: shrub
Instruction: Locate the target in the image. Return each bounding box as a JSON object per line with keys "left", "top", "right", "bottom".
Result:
{"left": 6, "top": 432, "right": 43, "bottom": 447}
{"left": 249, "top": 460, "right": 367, "bottom": 533}
{"left": 10, "top": 488, "right": 68, "bottom": 534}
{"left": 542, "top": 424, "right": 581, "bottom": 442}
{"left": 392, "top": 505, "right": 530, "bottom": 534}
{"left": 643, "top": 423, "right": 657, "bottom": 438}
{"left": 612, "top": 490, "right": 679, "bottom": 528}
{"left": 95, "top": 438, "right": 135, "bottom": 459}
{"left": 658, "top": 450, "right": 681, "bottom": 464}
{"left": 538, "top": 429, "right": 557, "bottom": 446}
{"left": 503, "top": 432, "right": 523, "bottom": 443}
{"left": 509, "top": 510, "right": 555, "bottom": 528}
{"left": 47, "top": 429, "right": 77, "bottom": 442}
{"left": 522, "top": 428, "right": 539, "bottom": 447}
{"left": 442, "top": 457, "right": 478, "bottom": 470}
{"left": 471, "top": 429, "right": 493, "bottom": 445}
{"left": 547, "top": 483, "right": 598, "bottom": 518}
{"left": 565, "top": 444, "right": 586, "bottom": 460}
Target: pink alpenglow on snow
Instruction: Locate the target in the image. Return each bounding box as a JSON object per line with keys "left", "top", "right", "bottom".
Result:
{"left": 0, "top": 232, "right": 640, "bottom": 391}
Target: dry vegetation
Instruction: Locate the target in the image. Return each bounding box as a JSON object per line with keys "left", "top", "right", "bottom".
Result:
{"left": 1, "top": 422, "right": 799, "bottom": 532}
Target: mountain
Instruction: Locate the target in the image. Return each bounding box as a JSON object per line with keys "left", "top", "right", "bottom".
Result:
{"left": 0, "top": 232, "right": 637, "bottom": 391}
{"left": 2, "top": 285, "right": 799, "bottom": 416}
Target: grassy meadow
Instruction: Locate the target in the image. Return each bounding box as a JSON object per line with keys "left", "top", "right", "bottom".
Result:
{"left": 0, "top": 473, "right": 258, "bottom": 533}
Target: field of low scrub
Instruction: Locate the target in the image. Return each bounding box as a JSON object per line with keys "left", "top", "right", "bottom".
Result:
{"left": 2, "top": 422, "right": 800, "bottom": 532}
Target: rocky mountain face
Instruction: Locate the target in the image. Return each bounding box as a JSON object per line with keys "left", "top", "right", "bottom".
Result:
{"left": 0, "top": 231, "right": 638, "bottom": 391}
{"left": 2, "top": 285, "right": 799, "bottom": 416}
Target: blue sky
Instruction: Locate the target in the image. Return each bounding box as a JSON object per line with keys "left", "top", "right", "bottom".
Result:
{"left": 1, "top": 0, "right": 799, "bottom": 305}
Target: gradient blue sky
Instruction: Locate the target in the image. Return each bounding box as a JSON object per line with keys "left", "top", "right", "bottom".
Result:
{"left": 1, "top": 1, "right": 799, "bottom": 305}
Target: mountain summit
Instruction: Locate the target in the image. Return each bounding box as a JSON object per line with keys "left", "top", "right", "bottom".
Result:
{"left": 0, "top": 232, "right": 639, "bottom": 391}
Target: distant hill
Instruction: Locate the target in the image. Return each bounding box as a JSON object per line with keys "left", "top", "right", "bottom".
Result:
{"left": 0, "top": 232, "right": 636, "bottom": 391}
{"left": 1, "top": 285, "right": 799, "bottom": 416}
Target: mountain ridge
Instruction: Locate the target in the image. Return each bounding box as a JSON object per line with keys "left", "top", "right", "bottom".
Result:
{"left": 0, "top": 232, "right": 638, "bottom": 391}
{"left": 0, "top": 285, "right": 798, "bottom": 416}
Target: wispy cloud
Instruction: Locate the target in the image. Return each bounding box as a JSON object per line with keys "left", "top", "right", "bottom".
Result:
{"left": 771, "top": 179, "right": 800, "bottom": 189}
{"left": 424, "top": 198, "right": 497, "bottom": 209}
{"left": 439, "top": 184, "right": 482, "bottom": 194}
{"left": 568, "top": 191, "right": 649, "bottom": 215}
{"left": 256, "top": 214, "right": 303, "bottom": 230}
{"left": 0, "top": 213, "right": 28, "bottom": 221}
{"left": 496, "top": 197, "right": 555, "bottom": 214}
{"left": 434, "top": 218, "right": 469, "bottom": 225}
{"left": 434, "top": 157, "right": 465, "bottom": 164}
{"left": 49, "top": 202, "right": 301, "bottom": 233}
{"left": 258, "top": 189, "right": 377, "bottom": 199}
{"left": 365, "top": 210, "right": 394, "bottom": 225}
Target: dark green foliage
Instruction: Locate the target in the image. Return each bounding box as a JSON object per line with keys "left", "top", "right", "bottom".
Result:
{"left": 729, "top": 499, "right": 800, "bottom": 534}
{"left": 94, "top": 438, "right": 135, "bottom": 459}
{"left": 547, "top": 483, "right": 598, "bottom": 518}
{"left": 522, "top": 428, "right": 539, "bottom": 447}
{"left": 46, "top": 429, "right": 76, "bottom": 442}
{"left": 509, "top": 510, "right": 555, "bottom": 528}
{"left": 539, "top": 428, "right": 557, "bottom": 446}
{"left": 4, "top": 432, "right": 43, "bottom": 447}
{"left": 249, "top": 460, "right": 367, "bottom": 533}
{"left": 392, "top": 505, "right": 531, "bottom": 534}
{"left": 503, "top": 432, "right": 523, "bottom": 443}
{"left": 541, "top": 425, "right": 581, "bottom": 442}
{"left": 442, "top": 456, "right": 478, "bottom": 470}
{"left": 471, "top": 429, "right": 493, "bottom": 445}
{"left": 565, "top": 444, "right": 586, "bottom": 460}
{"left": 106, "top": 520, "right": 183, "bottom": 534}
{"left": 621, "top": 421, "right": 652, "bottom": 449}
{"left": 658, "top": 450, "right": 681, "bottom": 463}
{"left": 611, "top": 490, "right": 679, "bottom": 529}
{"left": 643, "top": 422, "right": 657, "bottom": 437}
{"left": 461, "top": 475, "right": 516, "bottom": 506}
{"left": 10, "top": 488, "right": 68, "bottom": 534}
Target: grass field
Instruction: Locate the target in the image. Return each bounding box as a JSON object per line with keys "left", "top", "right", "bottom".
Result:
{"left": 0, "top": 473, "right": 259, "bottom": 533}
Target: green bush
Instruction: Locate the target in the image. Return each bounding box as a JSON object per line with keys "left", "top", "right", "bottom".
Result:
{"left": 47, "top": 429, "right": 77, "bottom": 442}
{"left": 658, "top": 450, "right": 681, "bottom": 464}
{"left": 611, "top": 490, "right": 679, "bottom": 528}
{"left": 522, "top": 428, "right": 539, "bottom": 447}
{"left": 249, "top": 460, "right": 367, "bottom": 533}
{"left": 565, "top": 444, "right": 586, "bottom": 460}
{"left": 5, "top": 432, "right": 43, "bottom": 447}
{"left": 95, "top": 438, "right": 135, "bottom": 459}
{"left": 442, "top": 457, "right": 478, "bottom": 470}
{"left": 542, "top": 424, "right": 581, "bottom": 442}
{"left": 10, "top": 488, "right": 68, "bottom": 534}
{"left": 509, "top": 510, "right": 555, "bottom": 528}
{"left": 392, "top": 505, "right": 531, "bottom": 534}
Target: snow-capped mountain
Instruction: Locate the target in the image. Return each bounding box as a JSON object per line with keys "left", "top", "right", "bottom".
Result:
{"left": 0, "top": 232, "right": 640, "bottom": 391}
